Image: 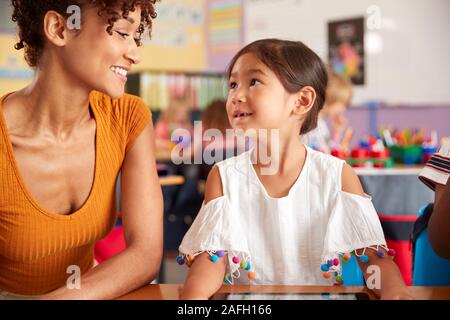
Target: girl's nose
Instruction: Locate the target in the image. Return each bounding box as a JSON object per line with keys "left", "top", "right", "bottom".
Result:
{"left": 232, "top": 91, "right": 247, "bottom": 104}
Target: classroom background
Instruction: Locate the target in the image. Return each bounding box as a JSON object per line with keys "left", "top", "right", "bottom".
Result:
{"left": 1, "top": 0, "right": 449, "bottom": 285}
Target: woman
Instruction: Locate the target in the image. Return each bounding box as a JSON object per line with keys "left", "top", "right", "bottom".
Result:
{"left": 0, "top": 0, "right": 163, "bottom": 299}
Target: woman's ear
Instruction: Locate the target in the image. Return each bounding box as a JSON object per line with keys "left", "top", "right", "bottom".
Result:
{"left": 43, "top": 10, "right": 70, "bottom": 47}
{"left": 292, "top": 86, "right": 317, "bottom": 119}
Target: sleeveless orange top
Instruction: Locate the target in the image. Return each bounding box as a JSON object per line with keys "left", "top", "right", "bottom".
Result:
{"left": 0, "top": 91, "right": 151, "bottom": 295}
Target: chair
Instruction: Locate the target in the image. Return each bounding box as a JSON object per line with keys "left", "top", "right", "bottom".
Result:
{"left": 94, "top": 224, "right": 126, "bottom": 263}
{"left": 342, "top": 254, "right": 365, "bottom": 286}
{"left": 412, "top": 205, "right": 450, "bottom": 286}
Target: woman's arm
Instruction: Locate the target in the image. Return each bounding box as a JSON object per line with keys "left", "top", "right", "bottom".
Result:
{"left": 43, "top": 122, "right": 164, "bottom": 300}
{"left": 428, "top": 178, "right": 450, "bottom": 258}
{"left": 180, "top": 166, "right": 227, "bottom": 300}
{"left": 341, "top": 163, "right": 412, "bottom": 299}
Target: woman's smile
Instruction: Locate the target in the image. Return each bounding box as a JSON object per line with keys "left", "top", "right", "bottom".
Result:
{"left": 110, "top": 66, "right": 129, "bottom": 83}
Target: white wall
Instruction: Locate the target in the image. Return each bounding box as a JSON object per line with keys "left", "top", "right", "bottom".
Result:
{"left": 244, "top": 0, "right": 450, "bottom": 106}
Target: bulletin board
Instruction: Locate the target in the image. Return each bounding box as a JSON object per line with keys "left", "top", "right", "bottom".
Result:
{"left": 207, "top": 0, "right": 243, "bottom": 71}
{"left": 134, "top": 0, "right": 207, "bottom": 72}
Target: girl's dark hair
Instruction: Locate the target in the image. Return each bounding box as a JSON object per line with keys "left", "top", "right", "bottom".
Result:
{"left": 11, "top": 0, "right": 158, "bottom": 67}
{"left": 227, "top": 39, "right": 328, "bottom": 135}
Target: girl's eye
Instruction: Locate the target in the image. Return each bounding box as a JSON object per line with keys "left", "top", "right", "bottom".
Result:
{"left": 229, "top": 82, "right": 237, "bottom": 89}
{"left": 250, "top": 79, "right": 261, "bottom": 86}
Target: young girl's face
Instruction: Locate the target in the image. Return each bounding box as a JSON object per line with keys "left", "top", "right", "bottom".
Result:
{"left": 226, "top": 53, "right": 297, "bottom": 134}
{"left": 59, "top": 5, "right": 142, "bottom": 98}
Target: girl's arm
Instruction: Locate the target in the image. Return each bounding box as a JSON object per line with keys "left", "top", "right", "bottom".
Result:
{"left": 180, "top": 166, "right": 227, "bottom": 300}
{"left": 356, "top": 249, "right": 411, "bottom": 299}
{"left": 428, "top": 179, "right": 450, "bottom": 259}
{"left": 43, "top": 122, "right": 164, "bottom": 300}
{"left": 341, "top": 163, "right": 413, "bottom": 300}
{"left": 180, "top": 252, "right": 227, "bottom": 299}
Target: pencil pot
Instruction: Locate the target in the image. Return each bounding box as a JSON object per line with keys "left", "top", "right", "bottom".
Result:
{"left": 422, "top": 146, "right": 437, "bottom": 164}
{"left": 389, "top": 145, "right": 423, "bottom": 165}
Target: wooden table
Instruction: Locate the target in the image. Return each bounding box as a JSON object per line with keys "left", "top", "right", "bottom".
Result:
{"left": 117, "top": 284, "right": 450, "bottom": 300}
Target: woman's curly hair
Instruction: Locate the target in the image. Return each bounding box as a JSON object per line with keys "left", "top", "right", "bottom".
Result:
{"left": 11, "top": 0, "right": 158, "bottom": 67}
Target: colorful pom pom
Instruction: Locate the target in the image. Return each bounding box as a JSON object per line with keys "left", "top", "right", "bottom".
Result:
{"left": 232, "top": 256, "right": 240, "bottom": 264}
{"left": 176, "top": 255, "right": 185, "bottom": 265}
{"left": 388, "top": 249, "right": 396, "bottom": 257}
{"left": 245, "top": 262, "right": 251, "bottom": 271}
{"left": 360, "top": 255, "right": 369, "bottom": 263}
{"left": 216, "top": 250, "right": 225, "bottom": 257}
{"left": 344, "top": 252, "right": 351, "bottom": 260}
{"left": 333, "top": 258, "right": 339, "bottom": 266}
{"left": 377, "top": 249, "right": 385, "bottom": 258}
{"left": 240, "top": 261, "right": 247, "bottom": 269}
{"left": 321, "top": 264, "right": 330, "bottom": 272}
{"left": 335, "top": 276, "right": 343, "bottom": 284}
{"left": 248, "top": 271, "right": 256, "bottom": 280}
{"left": 210, "top": 254, "right": 219, "bottom": 263}
{"left": 327, "top": 259, "right": 334, "bottom": 267}
{"left": 323, "top": 272, "right": 331, "bottom": 279}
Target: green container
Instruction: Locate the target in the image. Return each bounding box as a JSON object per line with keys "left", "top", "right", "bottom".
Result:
{"left": 389, "top": 145, "right": 423, "bottom": 165}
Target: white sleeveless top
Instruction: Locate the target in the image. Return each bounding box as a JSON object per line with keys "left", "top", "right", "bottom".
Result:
{"left": 179, "top": 146, "right": 387, "bottom": 285}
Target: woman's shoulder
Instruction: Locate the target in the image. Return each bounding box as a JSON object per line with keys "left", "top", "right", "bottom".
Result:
{"left": 90, "top": 91, "right": 149, "bottom": 112}
{"left": 90, "top": 91, "right": 151, "bottom": 126}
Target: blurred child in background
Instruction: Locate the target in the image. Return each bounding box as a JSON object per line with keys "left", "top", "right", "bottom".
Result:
{"left": 198, "top": 99, "right": 240, "bottom": 181}
{"left": 302, "top": 70, "right": 353, "bottom": 153}
{"left": 155, "top": 95, "right": 199, "bottom": 220}
{"left": 155, "top": 96, "right": 193, "bottom": 150}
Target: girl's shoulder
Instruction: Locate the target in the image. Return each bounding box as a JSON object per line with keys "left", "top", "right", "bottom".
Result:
{"left": 305, "top": 146, "right": 345, "bottom": 181}
{"left": 306, "top": 146, "right": 344, "bottom": 168}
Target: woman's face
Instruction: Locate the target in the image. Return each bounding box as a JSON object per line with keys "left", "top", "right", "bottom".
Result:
{"left": 59, "top": 5, "right": 142, "bottom": 99}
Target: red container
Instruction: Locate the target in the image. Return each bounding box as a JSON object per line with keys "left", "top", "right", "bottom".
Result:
{"left": 351, "top": 148, "right": 369, "bottom": 159}
{"left": 331, "top": 149, "right": 347, "bottom": 160}
{"left": 371, "top": 148, "right": 390, "bottom": 159}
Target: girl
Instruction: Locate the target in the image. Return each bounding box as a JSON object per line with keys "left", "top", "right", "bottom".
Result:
{"left": 0, "top": 1, "right": 162, "bottom": 299}
{"left": 177, "top": 39, "right": 412, "bottom": 300}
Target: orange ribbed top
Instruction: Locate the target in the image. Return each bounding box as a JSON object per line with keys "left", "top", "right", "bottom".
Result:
{"left": 0, "top": 91, "right": 151, "bottom": 295}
